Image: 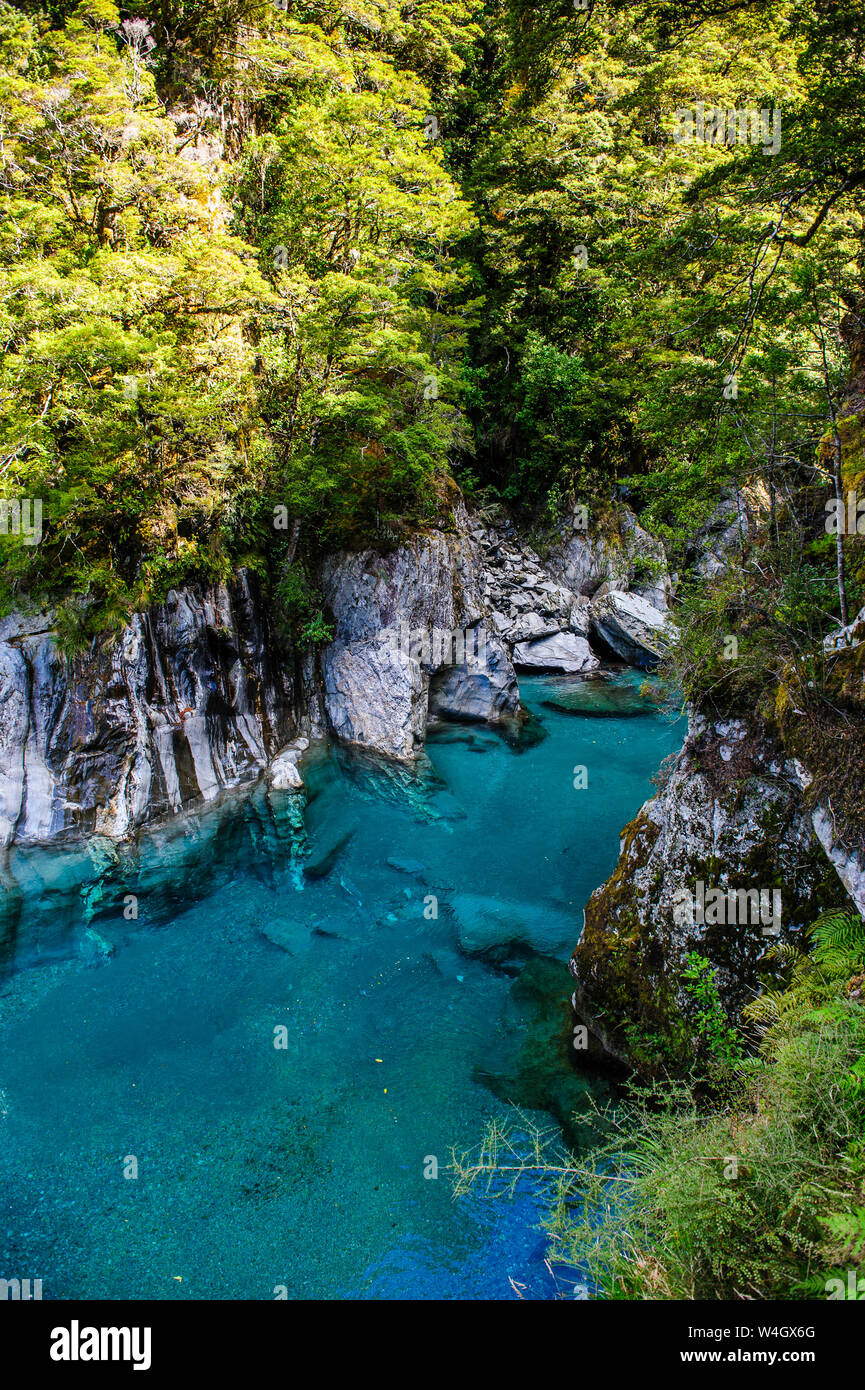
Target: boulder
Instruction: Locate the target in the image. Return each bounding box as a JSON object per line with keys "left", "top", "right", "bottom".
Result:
{"left": 427, "top": 635, "right": 520, "bottom": 724}
{"left": 590, "top": 590, "right": 676, "bottom": 667}
{"left": 567, "top": 602, "right": 592, "bottom": 637}
{"left": 451, "top": 892, "right": 575, "bottom": 960}
{"left": 320, "top": 639, "right": 426, "bottom": 760}
{"left": 268, "top": 743, "right": 306, "bottom": 790}
{"left": 513, "top": 631, "right": 600, "bottom": 673}
{"left": 508, "top": 612, "right": 560, "bottom": 643}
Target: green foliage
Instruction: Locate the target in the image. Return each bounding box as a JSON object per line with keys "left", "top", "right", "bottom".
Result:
{"left": 274, "top": 561, "right": 333, "bottom": 644}
{"left": 743, "top": 908, "right": 865, "bottom": 1055}
{"left": 681, "top": 951, "right": 746, "bottom": 1069}
{"left": 0, "top": 0, "right": 481, "bottom": 628}
{"left": 3, "top": 0, "right": 865, "bottom": 695}
{"left": 0, "top": 0, "right": 271, "bottom": 631}
{"left": 454, "top": 901, "right": 865, "bottom": 1300}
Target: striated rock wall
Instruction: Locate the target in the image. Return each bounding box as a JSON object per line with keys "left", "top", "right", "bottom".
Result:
{"left": 0, "top": 572, "right": 297, "bottom": 847}
{"left": 317, "top": 517, "right": 520, "bottom": 759}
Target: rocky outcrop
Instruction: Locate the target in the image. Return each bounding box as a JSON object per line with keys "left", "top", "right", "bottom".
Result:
{"left": 268, "top": 737, "right": 309, "bottom": 791}
{"left": 317, "top": 522, "right": 520, "bottom": 758}
{"left": 788, "top": 758, "right": 865, "bottom": 917}
{"left": 464, "top": 503, "right": 672, "bottom": 675}
{"left": 823, "top": 603, "right": 865, "bottom": 655}
{"left": 0, "top": 572, "right": 297, "bottom": 847}
{"left": 589, "top": 590, "right": 676, "bottom": 668}
{"left": 687, "top": 491, "right": 752, "bottom": 580}
{"left": 314, "top": 499, "right": 674, "bottom": 756}
{"left": 545, "top": 505, "right": 673, "bottom": 610}
{"left": 569, "top": 711, "right": 848, "bottom": 1072}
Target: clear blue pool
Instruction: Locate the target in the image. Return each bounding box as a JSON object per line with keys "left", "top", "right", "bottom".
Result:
{"left": 0, "top": 673, "right": 683, "bottom": 1299}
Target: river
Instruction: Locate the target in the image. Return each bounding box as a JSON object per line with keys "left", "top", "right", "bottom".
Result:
{"left": 0, "top": 672, "right": 683, "bottom": 1299}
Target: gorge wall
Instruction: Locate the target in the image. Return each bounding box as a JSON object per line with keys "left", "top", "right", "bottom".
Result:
{"left": 6, "top": 490, "right": 864, "bottom": 1076}
{"left": 568, "top": 706, "right": 865, "bottom": 1071}
{"left": 0, "top": 572, "right": 297, "bottom": 848}
{"left": 0, "top": 500, "right": 673, "bottom": 848}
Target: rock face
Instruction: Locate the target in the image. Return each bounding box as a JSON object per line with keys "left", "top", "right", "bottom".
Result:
{"left": 568, "top": 711, "right": 852, "bottom": 1072}
{"left": 317, "top": 521, "right": 520, "bottom": 758}
{"left": 824, "top": 604, "right": 865, "bottom": 655}
{"left": 428, "top": 641, "right": 519, "bottom": 724}
{"left": 544, "top": 505, "right": 673, "bottom": 610}
{"left": 459, "top": 502, "right": 673, "bottom": 674}
{"left": 810, "top": 807, "right": 865, "bottom": 915}
{"left": 315, "top": 501, "right": 675, "bottom": 754}
{"left": 687, "top": 490, "right": 753, "bottom": 580}
{"left": 787, "top": 758, "right": 865, "bottom": 917}
{"left": 0, "top": 572, "right": 296, "bottom": 847}
{"left": 320, "top": 637, "right": 429, "bottom": 760}
{"left": 590, "top": 590, "right": 676, "bottom": 667}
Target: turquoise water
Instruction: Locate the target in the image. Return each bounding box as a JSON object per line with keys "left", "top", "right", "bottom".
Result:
{"left": 0, "top": 674, "right": 683, "bottom": 1300}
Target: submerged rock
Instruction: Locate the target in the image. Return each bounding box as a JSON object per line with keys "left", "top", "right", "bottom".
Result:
{"left": 480, "top": 958, "right": 617, "bottom": 1148}
{"left": 256, "top": 911, "right": 315, "bottom": 956}
{"left": 304, "top": 826, "right": 355, "bottom": 880}
{"left": 386, "top": 857, "right": 426, "bottom": 877}
{"left": 541, "top": 674, "right": 661, "bottom": 718}
{"left": 451, "top": 892, "right": 575, "bottom": 961}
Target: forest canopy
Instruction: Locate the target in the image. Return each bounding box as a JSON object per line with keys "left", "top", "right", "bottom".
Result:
{"left": 0, "top": 0, "right": 863, "bottom": 659}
